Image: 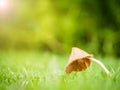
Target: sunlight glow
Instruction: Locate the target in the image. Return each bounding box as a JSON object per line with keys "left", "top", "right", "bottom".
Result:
{"left": 0, "top": 0, "right": 8, "bottom": 9}
{"left": 0, "top": 0, "right": 14, "bottom": 17}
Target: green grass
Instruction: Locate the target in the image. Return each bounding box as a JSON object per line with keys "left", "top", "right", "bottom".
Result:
{"left": 0, "top": 50, "right": 120, "bottom": 90}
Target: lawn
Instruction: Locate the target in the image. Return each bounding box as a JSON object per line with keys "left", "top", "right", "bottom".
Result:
{"left": 0, "top": 50, "right": 120, "bottom": 90}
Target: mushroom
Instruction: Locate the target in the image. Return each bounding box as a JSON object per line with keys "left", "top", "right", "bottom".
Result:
{"left": 65, "top": 47, "right": 110, "bottom": 75}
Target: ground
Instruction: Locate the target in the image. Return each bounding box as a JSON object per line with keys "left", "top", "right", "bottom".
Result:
{"left": 0, "top": 50, "right": 120, "bottom": 90}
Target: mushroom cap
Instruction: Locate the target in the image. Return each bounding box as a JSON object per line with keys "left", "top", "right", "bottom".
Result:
{"left": 65, "top": 47, "right": 92, "bottom": 73}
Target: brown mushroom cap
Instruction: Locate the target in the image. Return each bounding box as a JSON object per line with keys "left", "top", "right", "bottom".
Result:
{"left": 65, "top": 47, "right": 92, "bottom": 73}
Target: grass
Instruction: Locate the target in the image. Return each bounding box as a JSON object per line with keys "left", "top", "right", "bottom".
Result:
{"left": 0, "top": 50, "right": 120, "bottom": 90}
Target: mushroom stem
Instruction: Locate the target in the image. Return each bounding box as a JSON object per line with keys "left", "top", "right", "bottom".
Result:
{"left": 90, "top": 58, "right": 110, "bottom": 75}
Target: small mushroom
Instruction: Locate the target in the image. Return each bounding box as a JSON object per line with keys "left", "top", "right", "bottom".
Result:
{"left": 65, "top": 47, "right": 92, "bottom": 73}
{"left": 65, "top": 47, "right": 110, "bottom": 75}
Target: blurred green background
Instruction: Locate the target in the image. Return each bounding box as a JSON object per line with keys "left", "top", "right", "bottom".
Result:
{"left": 0, "top": 0, "right": 120, "bottom": 57}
